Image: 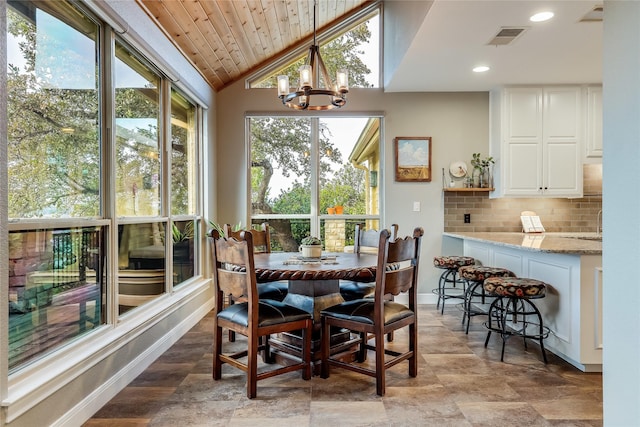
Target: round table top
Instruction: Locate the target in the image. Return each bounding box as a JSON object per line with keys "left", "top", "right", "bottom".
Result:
{"left": 253, "top": 252, "right": 378, "bottom": 283}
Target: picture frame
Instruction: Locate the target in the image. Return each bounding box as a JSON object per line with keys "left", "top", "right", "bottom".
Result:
{"left": 394, "top": 137, "right": 432, "bottom": 182}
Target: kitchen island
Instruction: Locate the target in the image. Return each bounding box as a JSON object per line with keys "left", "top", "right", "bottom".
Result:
{"left": 443, "top": 232, "right": 602, "bottom": 372}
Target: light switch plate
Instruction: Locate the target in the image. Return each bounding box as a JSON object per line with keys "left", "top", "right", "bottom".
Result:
{"left": 413, "top": 201, "right": 420, "bottom": 212}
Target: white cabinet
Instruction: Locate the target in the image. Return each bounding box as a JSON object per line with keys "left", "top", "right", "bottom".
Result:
{"left": 492, "top": 86, "right": 583, "bottom": 198}
{"left": 585, "top": 86, "right": 603, "bottom": 159}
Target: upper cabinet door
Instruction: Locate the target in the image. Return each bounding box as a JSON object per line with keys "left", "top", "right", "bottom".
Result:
{"left": 498, "top": 86, "right": 583, "bottom": 198}
{"left": 503, "top": 88, "right": 543, "bottom": 196}
{"left": 542, "top": 87, "right": 583, "bottom": 197}
{"left": 586, "top": 86, "right": 603, "bottom": 159}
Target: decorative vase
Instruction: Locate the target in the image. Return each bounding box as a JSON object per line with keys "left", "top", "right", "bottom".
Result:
{"left": 472, "top": 169, "right": 481, "bottom": 188}
{"left": 481, "top": 166, "right": 493, "bottom": 188}
{"left": 300, "top": 244, "right": 322, "bottom": 258}
{"left": 334, "top": 205, "right": 344, "bottom": 214}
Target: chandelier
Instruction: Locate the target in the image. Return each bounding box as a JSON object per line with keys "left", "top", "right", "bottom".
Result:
{"left": 277, "top": 1, "right": 349, "bottom": 110}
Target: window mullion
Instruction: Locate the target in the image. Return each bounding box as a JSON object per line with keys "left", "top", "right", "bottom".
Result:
{"left": 103, "top": 26, "right": 119, "bottom": 325}
{"left": 310, "top": 118, "right": 320, "bottom": 238}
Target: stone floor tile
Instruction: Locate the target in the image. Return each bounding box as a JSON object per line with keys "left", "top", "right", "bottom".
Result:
{"left": 457, "top": 401, "right": 552, "bottom": 426}
{"left": 310, "top": 401, "right": 388, "bottom": 426}
{"left": 529, "top": 398, "right": 603, "bottom": 420}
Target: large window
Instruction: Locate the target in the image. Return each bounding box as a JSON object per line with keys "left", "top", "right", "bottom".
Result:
{"left": 6, "top": 1, "right": 203, "bottom": 371}
{"left": 115, "top": 40, "right": 161, "bottom": 217}
{"left": 249, "top": 116, "right": 381, "bottom": 251}
{"left": 250, "top": 10, "right": 380, "bottom": 89}
{"left": 7, "top": 1, "right": 100, "bottom": 218}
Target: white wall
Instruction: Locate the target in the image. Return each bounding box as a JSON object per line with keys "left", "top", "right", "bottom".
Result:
{"left": 216, "top": 84, "right": 489, "bottom": 297}
{"left": 602, "top": 1, "right": 640, "bottom": 425}
{"left": 383, "top": 0, "right": 433, "bottom": 88}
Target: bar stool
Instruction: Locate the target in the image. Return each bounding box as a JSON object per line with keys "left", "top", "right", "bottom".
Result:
{"left": 432, "top": 256, "right": 475, "bottom": 314}
{"left": 458, "top": 265, "right": 516, "bottom": 334}
{"left": 483, "top": 277, "right": 550, "bottom": 363}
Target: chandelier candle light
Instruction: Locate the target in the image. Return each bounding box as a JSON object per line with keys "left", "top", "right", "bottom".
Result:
{"left": 277, "top": 0, "right": 349, "bottom": 110}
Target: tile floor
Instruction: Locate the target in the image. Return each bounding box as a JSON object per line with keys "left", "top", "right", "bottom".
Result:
{"left": 84, "top": 304, "right": 603, "bottom": 426}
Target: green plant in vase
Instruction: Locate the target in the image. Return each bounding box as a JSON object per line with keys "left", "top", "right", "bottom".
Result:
{"left": 471, "top": 153, "right": 495, "bottom": 188}
{"left": 300, "top": 236, "right": 322, "bottom": 258}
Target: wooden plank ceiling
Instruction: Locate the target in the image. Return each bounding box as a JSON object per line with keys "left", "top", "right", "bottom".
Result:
{"left": 137, "top": 0, "right": 370, "bottom": 91}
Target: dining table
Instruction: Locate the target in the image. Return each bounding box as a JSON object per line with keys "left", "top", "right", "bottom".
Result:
{"left": 253, "top": 251, "right": 379, "bottom": 371}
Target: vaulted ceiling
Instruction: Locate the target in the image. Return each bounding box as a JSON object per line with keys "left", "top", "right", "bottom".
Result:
{"left": 136, "top": 0, "right": 603, "bottom": 94}
{"left": 136, "top": 0, "right": 371, "bottom": 91}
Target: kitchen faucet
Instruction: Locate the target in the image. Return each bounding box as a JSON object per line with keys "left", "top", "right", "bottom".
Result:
{"left": 596, "top": 209, "right": 603, "bottom": 235}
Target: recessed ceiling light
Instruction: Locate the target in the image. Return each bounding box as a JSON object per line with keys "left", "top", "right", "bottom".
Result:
{"left": 530, "top": 11, "right": 554, "bottom": 22}
{"left": 473, "top": 66, "right": 490, "bottom": 73}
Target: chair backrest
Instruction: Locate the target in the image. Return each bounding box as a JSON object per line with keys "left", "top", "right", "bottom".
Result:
{"left": 224, "top": 223, "right": 271, "bottom": 254}
{"left": 354, "top": 223, "right": 399, "bottom": 254}
{"left": 373, "top": 227, "right": 424, "bottom": 308}
{"left": 210, "top": 230, "right": 259, "bottom": 316}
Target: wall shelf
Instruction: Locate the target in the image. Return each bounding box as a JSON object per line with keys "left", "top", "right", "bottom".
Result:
{"left": 443, "top": 188, "right": 494, "bottom": 192}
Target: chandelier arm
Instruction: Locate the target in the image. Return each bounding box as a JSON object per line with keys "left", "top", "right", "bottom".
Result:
{"left": 315, "top": 46, "right": 337, "bottom": 92}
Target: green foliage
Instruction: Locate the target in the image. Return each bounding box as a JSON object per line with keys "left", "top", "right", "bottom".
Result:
{"left": 7, "top": 8, "right": 101, "bottom": 218}
{"left": 301, "top": 236, "right": 321, "bottom": 245}
{"left": 320, "top": 165, "right": 366, "bottom": 214}
{"left": 207, "top": 220, "right": 242, "bottom": 238}
{"left": 471, "top": 153, "right": 495, "bottom": 172}
{"left": 253, "top": 20, "right": 373, "bottom": 89}
{"left": 172, "top": 221, "right": 194, "bottom": 243}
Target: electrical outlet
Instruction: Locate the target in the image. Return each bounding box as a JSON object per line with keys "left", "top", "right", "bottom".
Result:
{"left": 464, "top": 213, "right": 471, "bottom": 223}
{"left": 413, "top": 201, "right": 420, "bottom": 212}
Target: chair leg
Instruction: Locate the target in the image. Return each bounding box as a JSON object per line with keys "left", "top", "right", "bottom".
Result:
{"left": 302, "top": 321, "right": 312, "bottom": 380}
{"left": 358, "top": 332, "right": 367, "bottom": 362}
{"left": 213, "top": 322, "right": 223, "bottom": 380}
{"left": 320, "top": 317, "right": 331, "bottom": 379}
{"left": 247, "top": 332, "right": 259, "bottom": 399}
{"left": 409, "top": 322, "right": 417, "bottom": 378}
{"left": 375, "top": 332, "right": 386, "bottom": 396}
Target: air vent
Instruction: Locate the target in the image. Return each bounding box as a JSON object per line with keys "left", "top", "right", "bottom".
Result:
{"left": 487, "top": 27, "right": 528, "bottom": 46}
{"left": 580, "top": 5, "right": 603, "bottom": 22}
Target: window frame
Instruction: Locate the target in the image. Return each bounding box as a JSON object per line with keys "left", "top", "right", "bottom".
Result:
{"left": 245, "top": 3, "right": 382, "bottom": 90}
{"left": 4, "top": 0, "right": 206, "bottom": 378}
{"left": 246, "top": 112, "right": 384, "bottom": 241}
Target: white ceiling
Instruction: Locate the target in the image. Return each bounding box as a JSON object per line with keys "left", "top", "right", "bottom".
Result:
{"left": 385, "top": 0, "right": 603, "bottom": 92}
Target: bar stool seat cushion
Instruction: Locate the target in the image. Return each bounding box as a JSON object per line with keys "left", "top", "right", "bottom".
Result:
{"left": 483, "top": 277, "right": 546, "bottom": 298}
{"left": 434, "top": 256, "right": 475, "bottom": 269}
{"left": 459, "top": 265, "right": 516, "bottom": 281}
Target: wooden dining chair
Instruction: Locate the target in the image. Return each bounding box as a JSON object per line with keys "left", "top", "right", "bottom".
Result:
{"left": 321, "top": 226, "right": 423, "bottom": 396}
{"left": 224, "top": 223, "right": 288, "bottom": 299}
{"left": 340, "top": 224, "right": 399, "bottom": 342}
{"left": 210, "top": 229, "right": 312, "bottom": 399}
{"left": 339, "top": 223, "right": 398, "bottom": 301}
{"left": 223, "top": 223, "right": 289, "bottom": 342}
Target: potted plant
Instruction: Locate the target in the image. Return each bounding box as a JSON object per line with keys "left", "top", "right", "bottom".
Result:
{"left": 470, "top": 153, "right": 495, "bottom": 188}
{"left": 207, "top": 220, "right": 241, "bottom": 237}
{"left": 171, "top": 222, "right": 195, "bottom": 268}
{"left": 300, "top": 236, "right": 322, "bottom": 258}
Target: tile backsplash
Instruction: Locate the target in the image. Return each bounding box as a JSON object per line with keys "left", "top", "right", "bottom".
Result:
{"left": 444, "top": 164, "right": 603, "bottom": 233}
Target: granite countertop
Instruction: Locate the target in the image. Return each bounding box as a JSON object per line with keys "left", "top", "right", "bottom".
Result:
{"left": 443, "top": 232, "right": 602, "bottom": 255}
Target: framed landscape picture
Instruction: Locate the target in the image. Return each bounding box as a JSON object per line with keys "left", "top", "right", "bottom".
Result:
{"left": 394, "top": 137, "right": 432, "bottom": 182}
